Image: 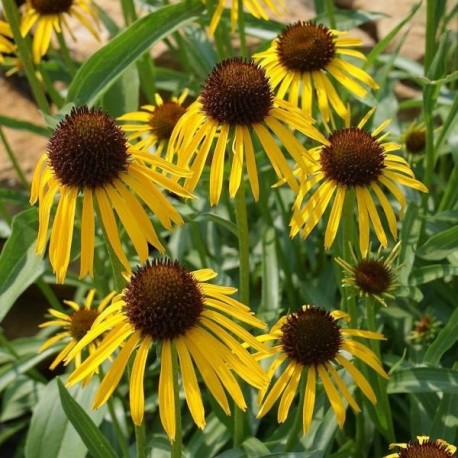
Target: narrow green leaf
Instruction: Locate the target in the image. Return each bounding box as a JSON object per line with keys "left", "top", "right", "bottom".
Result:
{"left": 66, "top": 0, "right": 204, "bottom": 106}
{"left": 0, "top": 208, "right": 45, "bottom": 322}
{"left": 417, "top": 226, "right": 458, "bottom": 260}
{"left": 193, "top": 212, "right": 238, "bottom": 236}
{"left": 0, "top": 115, "right": 49, "bottom": 136}
{"left": 57, "top": 379, "right": 117, "bottom": 458}
{"left": 25, "top": 377, "right": 107, "bottom": 458}
{"left": 399, "top": 203, "right": 422, "bottom": 284}
{"left": 410, "top": 265, "right": 458, "bottom": 285}
{"left": 366, "top": 1, "right": 422, "bottom": 66}
{"left": 424, "top": 308, "right": 458, "bottom": 365}
{"left": 431, "top": 392, "right": 458, "bottom": 444}
{"left": 387, "top": 368, "right": 458, "bottom": 394}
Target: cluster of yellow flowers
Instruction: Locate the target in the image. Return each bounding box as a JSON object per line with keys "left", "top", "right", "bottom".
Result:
{"left": 3, "top": 0, "right": 452, "bottom": 455}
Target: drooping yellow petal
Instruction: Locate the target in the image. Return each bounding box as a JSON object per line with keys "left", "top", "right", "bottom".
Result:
{"left": 159, "top": 341, "right": 176, "bottom": 441}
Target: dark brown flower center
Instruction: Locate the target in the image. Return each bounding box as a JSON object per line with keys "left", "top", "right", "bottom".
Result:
{"left": 405, "top": 129, "right": 426, "bottom": 155}
{"left": 47, "top": 106, "right": 129, "bottom": 189}
{"left": 277, "top": 21, "right": 336, "bottom": 73}
{"left": 354, "top": 259, "right": 391, "bottom": 295}
{"left": 281, "top": 307, "right": 342, "bottom": 366}
{"left": 69, "top": 308, "right": 99, "bottom": 341}
{"left": 398, "top": 439, "right": 456, "bottom": 458}
{"left": 31, "top": 0, "right": 73, "bottom": 14}
{"left": 149, "top": 102, "right": 186, "bottom": 141}
{"left": 124, "top": 259, "right": 204, "bottom": 341}
{"left": 200, "top": 57, "right": 274, "bottom": 125}
{"left": 320, "top": 128, "right": 386, "bottom": 187}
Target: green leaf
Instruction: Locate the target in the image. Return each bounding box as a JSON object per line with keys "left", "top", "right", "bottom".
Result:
{"left": 0, "top": 115, "right": 49, "bottom": 136}
{"left": 25, "top": 377, "right": 107, "bottom": 458}
{"left": 192, "top": 212, "right": 238, "bottom": 236}
{"left": 424, "top": 308, "right": 458, "bottom": 365}
{"left": 431, "top": 391, "right": 458, "bottom": 444}
{"left": 0, "top": 208, "right": 45, "bottom": 323}
{"left": 417, "top": 226, "right": 458, "bottom": 260}
{"left": 66, "top": 0, "right": 204, "bottom": 106}
{"left": 57, "top": 379, "right": 117, "bottom": 458}
{"left": 387, "top": 367, "right": 458, "bottom": 394}
{"left": 366, "top": 1, "right": 422, "bottom": 66}
{"left": 410, "top": 265, "right": 458, "bottom": 285}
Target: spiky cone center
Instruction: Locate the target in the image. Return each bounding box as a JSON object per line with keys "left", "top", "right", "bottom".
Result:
{"left": 31, "top": 0, "right": 73, "bottom": 14}
{"left": 47, "top": 106, "right": 129, "bottom": 189}
{"left": 405, "top": 129, "right": 426, "bottom": 155}
{"left": 124, "top": 260, "right": 204, "bottom": 341}
{"left": 354, "top": 259, "right": 392, "bottom": 295}
{"left": 200, "top": 57, "right": 274, "bottom": 125}
{"left": 281, "top": 307, "right": 342, "bottom": 366}
{"left": 277, "top": 21, "right": 336, "bottom": 73}
{"left": 69, "top": 308, "right": 99, "bottom": 341}
{"left": 398, "top": 440, "right": 456, "bottom": 458}
{"left": 149, "top": 102, "right": 186, "bottom": 140}
{"left": 320, "top": 128, "right": 386, "bottom": 187}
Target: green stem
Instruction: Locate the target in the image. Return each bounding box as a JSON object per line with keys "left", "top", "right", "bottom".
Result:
{"left": 135, "top": 422, "right": 147, "bottom": 458}
{"left": 0, "top": 126, "right": 28, "bottom": 188}
{"left": 284, "top": 371, "right": 305, "bottom": 452}
{"left": 233, "top": 182, "right": 250, "bottom": 446}
{"left": 36, "top": 278, "right": 64, "bottom": 312}
{"left": 38, "top": 65, "right": 66, "bottom": 108}
{"left": 98, "top": 367, "right": 131, "bottom": 458}
{"left": 170, "top": 343, "right": 183, "bottom": 458}
{"left": 2, "top": 0, "right": 51, "bottom": 115}
{"left": 237, "top": 0, "right": 247, "bottom": 57}
{"left": 324, "top": 0, "right": 337, "bottom": 29}
{"left": 55, "top": 31, "right": 78, "bottom": 77}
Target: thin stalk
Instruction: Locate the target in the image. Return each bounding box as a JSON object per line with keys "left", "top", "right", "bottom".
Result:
{"left": 233, "top": 182, "right": 250, "bottom": 446}
{"left": 2, "top": 0, "right": 51, "bottom": 115}
{"left": 170, "top": 343, "right": 183, "bottom": 458}
{"left": 324, "top": 0, "right": 337, "bottom": 29}
{"left": 237, "top": 0, "right": 248, "bottom": 57}
{"left": 190, "top": 221, "right": 209, "bottom": 267}
{"left": 55, "top": 31, "right": 78, "bottom": 77}
{"left": 98, "top": 366, "right": 131, "bottom": 458}
{"left": 38, "top": 65, "right": 66, "bottom": 108}
{"left": 0, "top": 126, "right": 28, "bottom": 187}
{"left": 284, "top": 371, "right": 305, "bottom": 452}
{"left": 135, "top": 422, "right": 147, "bottom": 458}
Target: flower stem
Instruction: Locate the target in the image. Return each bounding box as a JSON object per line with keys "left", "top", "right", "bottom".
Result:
{"left": 55, "top": 31, "right": 78, "bottom": 77}
{"left": 324, "top": 0, "right": 337, "bottom": 29}
{"left": 170, "top": 343, "right": 183, "bottom": 458}
{"left": 135, "top": 422, "right": 147, "bottom": 458}
{"left": 2, "top": 0, "right": 51, "bottom": 115}
{"left": 237, "top": 0, "right": 248, "bottom": 57}
{"left": 0, "top": 126, "right": 28, "bottom": 188}
{"left": 233, "top": 182, "right": 250, "bottom": 446}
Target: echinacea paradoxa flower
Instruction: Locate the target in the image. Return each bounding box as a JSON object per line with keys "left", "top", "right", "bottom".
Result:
{"left": 290, "top": 108, "right": 428, "bottom": 256}
{"left": 30, "top": 106, "right": 192, "bottom": 283}
{"left": 20, "top": 0, "right": 100, "bottom": 63}
{"left": 257, "top": 305, "right": 388, "bottom": 434}
{"left": 65, "top": 259, "right": 268, "bottom": 440}
{"left": 169, "top": 57, "right": 327, "bottom": 205}
{"left": 385, "top": 435, "right": 456, "bottom": 458}
{"left": 254, "top": 21, "right": 379, "bottom": 122}
{"left": 335, "top": 242, "right": 401, "bottom": 307}
{"left": 117, "top": 89, "right": 189, "bottom": 157}
{"left": 39, "top": 289, "right": 116, "bottom": 384}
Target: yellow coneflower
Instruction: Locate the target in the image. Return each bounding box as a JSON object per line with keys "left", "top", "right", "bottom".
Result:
{"left": 257, "top": 305, "right": 388, "bottom": 434}
{"left": 254, "top": 21, "right": 379, "bottom": 123}
{"left": 290, "top": 108, "right": 428, "bottom": 256}
{"left": 39, "top": 289, "right": 116, "bottom": 384}
{"left": 385, "top": 436, "right": 456, "bottom": 458}
{"left": 0, "top": 20, "right": 15, "bottom": 63}
{"left": 204, "top": 0, "right": 284, "bottom": 36}
{"left": 117, "top": 90, "right": 189, "bottom": 158}
{"left": 65, "top": 259, "right": 267, "bottom": 440}
{"left": 168, "top": 57, "right": 327, "bottom": 205}
{"left": 335, "top": 242, "right": 401, "bottom": 307}
{"left": 20, "top": 0, "right": 99, "bottom": 64}
{"left": 401, "top": 121, "right": 426, "bottom": 156}
{"left": 30, "top": 106, "right": 192, "bottom": 283}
